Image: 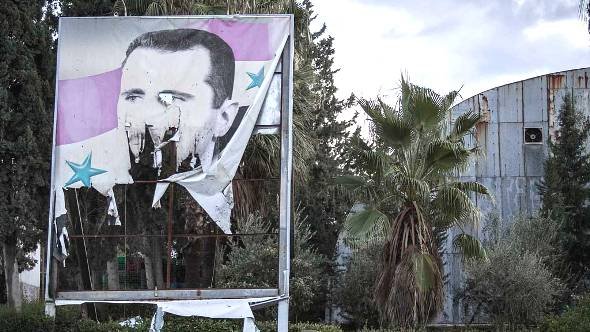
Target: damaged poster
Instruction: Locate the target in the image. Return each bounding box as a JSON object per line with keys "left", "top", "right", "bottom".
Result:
{"left": 52, "top": 17, "right": 290, "bottom": 255}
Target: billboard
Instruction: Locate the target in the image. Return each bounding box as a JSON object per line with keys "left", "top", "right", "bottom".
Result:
{"left": 51, "top": 16, "right": 291, "bottom": 259}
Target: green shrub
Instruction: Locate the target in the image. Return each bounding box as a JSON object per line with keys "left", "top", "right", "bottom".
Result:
{"left": 54, "top": 305, "right": 83, "bottom": 330}
{"left": 0, "top": 302, "right": 54, "bottom": 332}
{"left": 332, "top": 240, "right": 382, "bottom": 328}
{"left": 160, "top": 316, "right": 240, "bottom": 331}
{"left": 541, "top": 294, "right": 590, "bottom": 332}
{"left": 257, "top": 321, "right": 342, "bottom": 332}
{"left": 0, "top": 303, "right": 152, "bottom": 332}
{"left": 0, "top": 302, "right": 344, "bottom": 332}
{"left": 77, "top": 318, "right": 150, "bottom": 331}
{"left": 216, "top": 213, "right": 326, "bottom": 320}
{"left": 458, "top": 215, "right": 563, "bottom": 326}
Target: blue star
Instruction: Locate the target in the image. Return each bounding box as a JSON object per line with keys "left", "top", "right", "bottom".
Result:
{"left": 64, "top": 153, "right": 107, "bottom": 188}
{"left": 246, "top": 67, "right": 265, "bottom": 90}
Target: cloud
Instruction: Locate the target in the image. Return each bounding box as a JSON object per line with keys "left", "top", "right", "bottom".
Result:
{"left": 312, "top": 0, "right": 590, "bottom": 103}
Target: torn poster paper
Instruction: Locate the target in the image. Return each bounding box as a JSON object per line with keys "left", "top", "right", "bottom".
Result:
{"left": 55, "top": 297, "right": 276, "bottom": 332}
{"left": 51, "top": 17, "right": 290, "bottom": 242}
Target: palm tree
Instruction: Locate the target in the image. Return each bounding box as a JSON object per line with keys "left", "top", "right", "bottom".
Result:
{"left": 338, "top": 77, "right": 490, "bottom": 327}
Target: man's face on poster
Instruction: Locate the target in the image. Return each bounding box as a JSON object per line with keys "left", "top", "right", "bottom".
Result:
{"left": 118, "top": 44, "right": 237, "bottom": 171}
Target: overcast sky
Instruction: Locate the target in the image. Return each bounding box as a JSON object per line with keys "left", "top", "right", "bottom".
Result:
{"left": 312, "top": 0, "right": 590, "bottom": 103}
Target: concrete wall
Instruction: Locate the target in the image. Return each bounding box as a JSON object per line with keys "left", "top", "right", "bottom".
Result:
{"left": 440, "top": 67, "right": 590, "bottom": 323}
{"left": 19, "top": 245, "right": 41, "bottom": 302}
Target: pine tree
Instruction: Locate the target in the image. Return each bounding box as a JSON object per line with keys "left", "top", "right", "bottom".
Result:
{"left": 0, "top": 0, "right": 55, "bottom": 311}
{"left": 298, "top": 0, "right": 353, "bottom": 264}
{"left": 539, "top": 93, "right": 590, "bottom": 286}
{"left": 291, "top": 1, "right": 356, "bottom": 320}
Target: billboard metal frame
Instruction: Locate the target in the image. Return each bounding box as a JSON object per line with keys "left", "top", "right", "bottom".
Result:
{"left": 44, "top": 14, "right": 294, "bottom": 331}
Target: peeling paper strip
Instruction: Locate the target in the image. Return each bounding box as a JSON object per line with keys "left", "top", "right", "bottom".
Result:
{"left": 243, "top": 317, "right": 260, "bottom": 332}
{"left": 54, "top": 189, "right": 70, "bottom": 259}
{"left": 151, "top": 35, "right": 288, "bottom": 234}
{"left": 54, "top": 297, "right": 275, "bottom": 315}
{"left": 55, "top": 297, "right": 274, "bottom": 331}
{"left": 55, "top": 188, "right": 67, "bottom": 217}
{"left": 106, "top": 188, "right": 121, "bottom": 226}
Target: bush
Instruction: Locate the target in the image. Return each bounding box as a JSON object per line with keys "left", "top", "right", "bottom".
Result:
{"left": 332, "top": 240, "right": 382, "bottom": 328}
{"left": 458, "top": 215, "right": 563, "bottom": 326}
{"left": 541, "top": 294, "right": 590, "bottom": 332}
{"left": 216, "top": 213, "right": 326, "bottom": 320}
{"left": 0, "top": 302, "right": 153, "bottom": 331}
{"left": 0, "top": 303, "right": 344, "bottom": 332}
{"left": 257, "top": 321, "right": 342, "bottom": 332}
{"left": 160, "top": 316, "right": 240, "bottom": 331}
{"left": 0, "top": 302, "right": 53, "bottom": 332}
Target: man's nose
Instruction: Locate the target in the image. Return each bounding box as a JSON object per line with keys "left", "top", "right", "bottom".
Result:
{"left": 143, "top": 98, "right": 180, "bottom": 129}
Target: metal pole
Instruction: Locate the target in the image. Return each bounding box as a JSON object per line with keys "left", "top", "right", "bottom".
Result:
{"left": 45, "top": 17, "right": 63, "bottom": 317}
{"left": 166, "top": 183, "right": 174, "bottom": 289}
{"left": 277, "top": 15, "right": 294, "bottom": 332}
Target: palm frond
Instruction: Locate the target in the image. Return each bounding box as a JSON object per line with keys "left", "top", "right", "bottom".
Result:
{"left": 343, "top": 205, "right": 389, "bottom": 246}
{"left": 399, "top": 78, "right": 446, "bottom": 129}
{"left": 449, "top": 111, "right": 481, "bottom": 141}
{"left": 452, "top": 181, "right": 493, "bottom": 201}
{"left": 412, "top": 87, "right": 446, "bottom": 128}
{"left": 453, "top": 233, "right": 487, "bottom": 260}
{"left": 370, "top": 111, "right": 414, "bottom": 148}
{"left": 424, "top": 139, "right": 471, "bottom": 174}
{"left": 376, "top": 243, "right": 443, "bottom": 327}
{"left": 353, "top": 147, "right": 391, "bottom": 178}
{"left": 377, "top": 97, "right": 398, "bottom": 116}
{"left": 413, "top": 252, "right": 438, "bottom": 293}
{"left": 441, "top": 89, "right": 460, "bottom": 111}
{"left": 433, "top": 186, "right": 479, "bottom": 226}
{"left": 391, "top": 173, "right": 431, "bottom": 203}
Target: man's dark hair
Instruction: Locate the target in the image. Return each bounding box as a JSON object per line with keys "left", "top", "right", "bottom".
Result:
{"left": 124, "top": 29, "right": 235, "bottom": 109}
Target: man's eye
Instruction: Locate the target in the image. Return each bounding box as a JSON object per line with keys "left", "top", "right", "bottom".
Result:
{"left": 172, "top": 95, "right": 185, "bottom": 102}
{"left": 125, "top": 95, "right": 142, "bottom": 102}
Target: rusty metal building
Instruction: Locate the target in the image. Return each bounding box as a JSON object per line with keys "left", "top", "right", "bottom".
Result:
{"left": 441, "top": 67, "right": 590, "bottom": 323}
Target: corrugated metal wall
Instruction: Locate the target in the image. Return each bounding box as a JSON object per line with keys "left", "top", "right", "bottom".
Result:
{"left": 440, "top": 67, "right": 590, "bottom": 323}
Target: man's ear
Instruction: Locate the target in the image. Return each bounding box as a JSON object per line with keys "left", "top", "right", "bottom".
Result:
{"left": 214, "top": 99, "right": 239, "bottom": 137}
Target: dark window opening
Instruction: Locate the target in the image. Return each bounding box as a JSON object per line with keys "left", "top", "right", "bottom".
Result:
{"left": 524, "top": 127, "right": 543, "bottom": 144}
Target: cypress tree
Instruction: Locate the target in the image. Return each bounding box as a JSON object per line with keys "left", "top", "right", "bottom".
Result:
{"left": 293, "top": 0, "right": 356, "bottom": 320}
{"left": 0, "top": 0, "right": 55, "bottom": 310}
{"left": 539, "top": 93, "right": 590, "bottom": 287}
{"left": 298, "top": 0, "right": 353, "bottom": 263}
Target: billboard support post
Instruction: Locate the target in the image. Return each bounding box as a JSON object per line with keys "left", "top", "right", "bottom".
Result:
{"left": 44, "top": 17, "right": 62, "bottom": 317}
{"left": 277, "top": 15, "right": 294, "bottom": 332}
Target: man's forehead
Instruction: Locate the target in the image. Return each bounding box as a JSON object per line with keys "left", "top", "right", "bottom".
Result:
{"left": 121, "top": 46, "right": 212, "bottom": 84}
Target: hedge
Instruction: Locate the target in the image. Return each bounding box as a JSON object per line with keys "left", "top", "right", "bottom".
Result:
{"left": 0, "top": 303, "right": 343, "bottom": 332}
{"left": 541, "top": 295, "right": 590, "bottom": 332}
